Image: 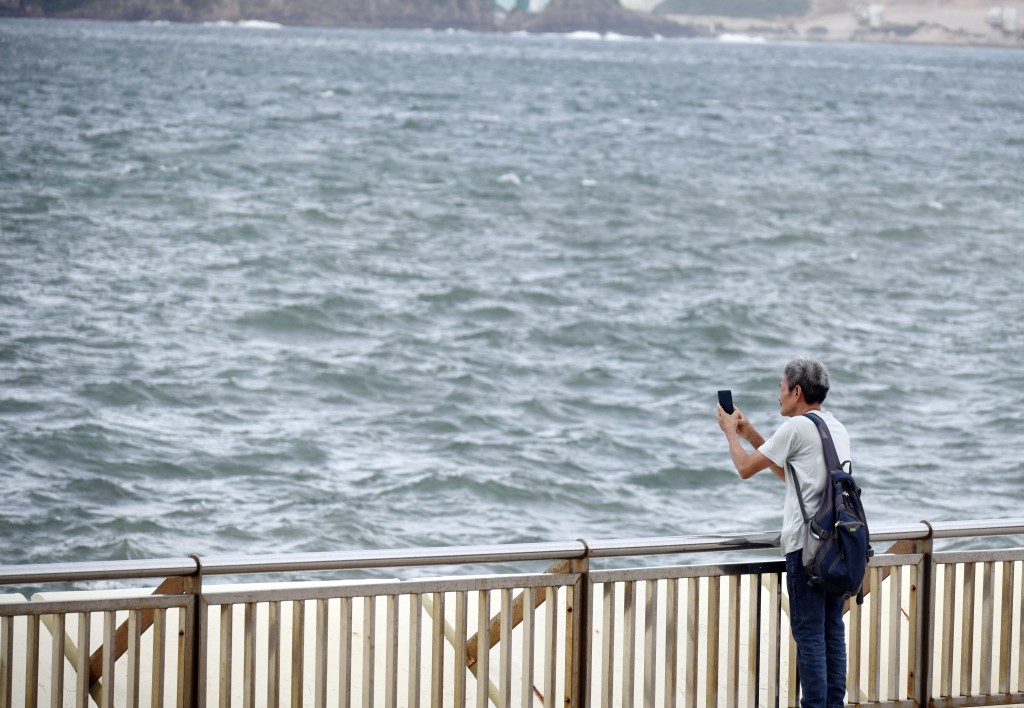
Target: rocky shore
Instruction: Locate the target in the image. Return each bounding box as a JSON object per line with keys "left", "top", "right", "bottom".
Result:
{"left": 1, "top": 0, "right": 1021, "bottom": 45}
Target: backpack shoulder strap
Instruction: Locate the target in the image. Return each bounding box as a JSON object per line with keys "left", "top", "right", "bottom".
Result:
{"left": 803, "top": 412, "right": 843, "bottom": 474}
{"left": 790, "top": 413, "right": 837, "bottom": 523}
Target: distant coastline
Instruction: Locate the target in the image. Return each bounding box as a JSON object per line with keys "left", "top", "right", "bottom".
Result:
{"left": 1, "top": 0, "right": 1022, "bottom": 46}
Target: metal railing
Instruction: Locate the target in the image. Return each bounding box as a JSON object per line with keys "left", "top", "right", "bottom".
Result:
{"left": 1, "top": 518, "right": 1023, "bottom": 707}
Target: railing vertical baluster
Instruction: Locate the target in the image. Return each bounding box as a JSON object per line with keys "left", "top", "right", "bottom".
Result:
{"left": 746, "top": 575, "right": 760, "bottom": 708}
{"left": 100, "top": 611, "right": 114, "bottom": 708}
{"left": 338, "top": 597, "right": 352, "bottom": 708}
{"left": 600, "top": 582, "right": 615, "bottom": 708}
{"left": 499, "top": 589, "right": 512, "bottom": 708}
{"left": 408, "top": 594, "right": 421, "bottom": 708}
{"left": 363, "top": 596, "right": 376, "bottom": 708}
{"left": 665, "top": 578, "right": 678, "bottom": 708}
{"left": 706, "top": 576, "right": 720, "bottom": 707}
{"left": 981, "top": 562, "right": 995, "bottom": 696}
{"left": 0, "top": 616, "right": 12, "bottom": 708}
{"left": 151, "top": 608, "right": 165, "bottom": 708}
{"left": 787, "top": 632, "right": 797, "bottom": 707}
{"left": 243, "top": 603, "right": 257, "bottom": 708}
{"left": 75, "top": 613, "right": 90, "bottom": 708}
{"left": 291, "top": 600, "right": 305, "bottom": 708}
{"left": 961, "top": 562, "right": 976, "bottom": 697}
{"left": 887, "top": 566, "right": 902, "bottom": 701}
{"left": 621, "top": 581, "right": 635, "bottom": 708}
{"left": 267, "top": 601, "right": 281, "bottom": 708}
{"left": 454, "top": 591, "right": 468, "bottom": 708}
{"left": 49, "top": 614, "right": 65, "bottom": 708}
{"left": 314, "top": 598, "right": 329, "bottom": 708}
{"left": 998, "top": 561, "right": 1014, "bottom": 694}
{"left": 544, "top": 587, "right": 557, "bottom": 708}
{"left": 848, "top": 590, "right": 862, "bottom": 703}
{"left": 126, "top": 611, "right": 141, "bottom": 708}
{"left": 1017, "top": 561, "right": 1024, "bottom": 696}
{"left": 765, "top": 575, "right": 779, "bottom": 708}
{"left": 476, "top": 590, "right": 490, "bottom": 708}
{"left": 643, "top": 579, "right": 658, "bottom": 708}
{"left": 219, "top": 605, "right": 232, "bottom": 708}
{"left": 726, "top": 576, "right": 739, "bottom": 707}
{"left": 941, "top": 563, "right": 956, "bottom": 698}
{"left": 24, "top": 613, "right": 39, "bottom": 708}
{"left": 385, "top": 598, "right": 399, "bottom": 708}
{"left": 868, "top": 567, "right": 881, "bottom": 702}
{"left": 385, "top": 595, "right": 399, "bottom": 708}
{"left": 685, "top": 577, "right": 699, "bottom": 704}
{"left": 430, "top": 592, "right": 444, "bottom": 708}
{"left": 520, "top": 588, "right": 533, "bottom": 708}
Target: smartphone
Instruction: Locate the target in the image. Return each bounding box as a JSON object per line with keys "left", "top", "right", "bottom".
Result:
{"left": 718, "top": 389, "right": 734, "bottom": 415}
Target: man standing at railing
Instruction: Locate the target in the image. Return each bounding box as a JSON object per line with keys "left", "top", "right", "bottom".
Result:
{"left": 716, "top": 357, "right": 850, "bottom": 708}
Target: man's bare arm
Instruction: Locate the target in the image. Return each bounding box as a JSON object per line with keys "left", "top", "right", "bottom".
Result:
{"left": 718, "top": 405, "right": 785, "bottom": 481}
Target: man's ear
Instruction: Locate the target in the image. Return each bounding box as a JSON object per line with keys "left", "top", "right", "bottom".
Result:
{"left": 792, "top": 384, "right": 803, "bottom": 401}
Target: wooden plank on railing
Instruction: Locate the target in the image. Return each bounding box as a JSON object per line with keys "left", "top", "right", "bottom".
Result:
{"left": 706, "top": 575, "right": 720, "bottom": 706}
{"left": 848, "top": 585, "right": 863, "bottom": 702}
{"left": 644, "top": 579, "right": 658, "bottom": 708}
{"left": 941, "top": 563, "right": 956, "bottom": 698}
{"left": 338, "top": 597, "right": 352, "bottom": 708}
{"left": 765, "top": 574, "right": 780, "bottom": 708}
{"left": 476, "top": 590, "right": 490, "bottom": 708}
{"left": 600, "top": 582, "right": 614, "bottom": 708}
{"left": 266, "top": 600, "right": 280, "bottom": 707}
{"left": 454, "top": 592, "right": 468, "bottom": 708}
{"left": 520, "top": 588, "right": 533, "bottom": 708}
{"left": 362, "top": 596, "right": 375, "bottom": 707}
{"left": 998, "top": 561, "right": 1014, "bottom": 694}
{"left": 685, "top": 577, "right": 698, "bottom": 704}
{"left": 665, "top": 578, "right": 678, "bottom": 708}
{"left": 242, "top": 602, "right": 256, "bottom": 708}
{"left": 407, "top": 593, "right": 421, "bottom": 708}
{"left": 868, "top": 567, "right": 881, "bottom": 702}
{"left": 126, "top": 610, "right": 141, "bottom": 707}
{"left": 726, "top": 576, "right": 739, "bottom": 708}
{"left": 291, "top": 599, "right": 305, "bottom": 708}
{"left": 100, "top": 611, "right": 114, "bottom": 708}
{"left": 544, "top": 586, "right": 557, "bottom": 708}
{"left": 621, "top": 580, "right": 635, "bottom": 708}
{"left": 314, "top": 598, "right": 329, "bottom": 708}
{"left": 981, "top": 562, "right": 995, "bottom": 696}
{"left": 49, "top": 612, "right": 65, "bottom": 708}
{"left": 218, "top": 604, "right": 232, "bottom": 707}
{"left": 960, "top": 562, "right": 976, "bottom": 697}
{"left": 76, "top": 613, "right": 91, "bottom": 708}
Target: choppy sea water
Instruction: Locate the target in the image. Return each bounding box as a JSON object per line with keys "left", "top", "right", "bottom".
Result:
{"left": 1, "top": 19, "right": 1023, "bottom": 571}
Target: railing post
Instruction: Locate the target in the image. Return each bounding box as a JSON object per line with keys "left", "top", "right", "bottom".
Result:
{"left": 187, "top": 554, "right": 205, "bottom": 708}
{"left": 913, "top": 522, "right": 934, "bottom": 706}
{"left": 566, "top": 540, "right": 591, "bottom": 708}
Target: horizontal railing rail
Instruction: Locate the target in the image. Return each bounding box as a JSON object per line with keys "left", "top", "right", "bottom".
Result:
{"left": 5, "top": 519, "right": 1024, "bottom": 586}
{"left": 1, "top": 517, "right": 1023, "bottom": 707}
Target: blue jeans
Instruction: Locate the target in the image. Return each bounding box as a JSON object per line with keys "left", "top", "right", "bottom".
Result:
{"left": 786, "top": 551, "right": 848, "bottom": 708}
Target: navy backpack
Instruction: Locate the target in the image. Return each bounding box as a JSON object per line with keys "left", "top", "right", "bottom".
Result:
{"left": 791, "top": 412, "right": 873, "bottom": 602}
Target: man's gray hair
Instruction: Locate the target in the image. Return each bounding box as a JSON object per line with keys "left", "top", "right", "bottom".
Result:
{"left": 784, "top": 357, "right": 830, "bottom": 405}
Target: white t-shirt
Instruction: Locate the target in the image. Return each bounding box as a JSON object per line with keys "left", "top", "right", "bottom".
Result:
{"left": 757, "top": 410, "right": 851, "bottom": 555}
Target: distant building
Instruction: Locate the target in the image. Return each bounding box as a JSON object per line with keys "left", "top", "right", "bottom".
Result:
{"left": 986, "top": 6, "right": 1019, "bottom": 33}
{"left": 854, "top": 3, "right": 885, "bottom": 30}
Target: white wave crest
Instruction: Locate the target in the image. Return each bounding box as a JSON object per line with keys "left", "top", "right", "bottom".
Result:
{"left": 717, "top": 33, "right": 766, "bottom": 43}
{"left": 203, "top": 20, "right": 283, "bottom": 30}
